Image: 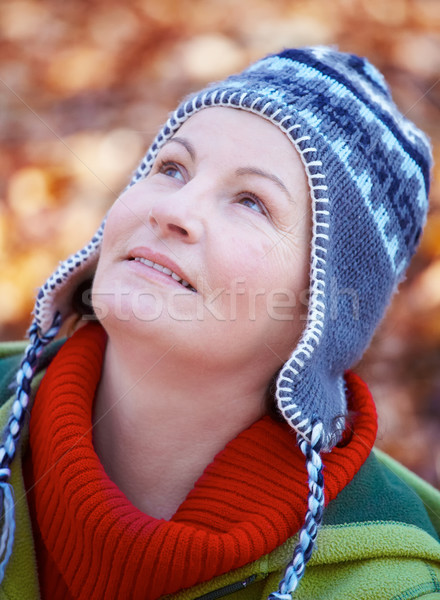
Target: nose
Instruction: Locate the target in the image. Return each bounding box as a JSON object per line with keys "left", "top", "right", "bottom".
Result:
{"left": 148, "top": 184, "right": 205, "bottom": 243}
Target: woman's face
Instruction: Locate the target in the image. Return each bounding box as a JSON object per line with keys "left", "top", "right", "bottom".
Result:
{"left": 93, "top": 107, "right": 310, "bottom": 378}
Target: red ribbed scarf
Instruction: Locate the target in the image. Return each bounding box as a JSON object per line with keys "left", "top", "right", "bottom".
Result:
{"left": 26, "top": 323, "right": 377, "bottom": 600}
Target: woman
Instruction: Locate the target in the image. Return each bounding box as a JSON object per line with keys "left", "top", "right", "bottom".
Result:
{"left": 0, "top": 46, "right": 439, "bottom": 599}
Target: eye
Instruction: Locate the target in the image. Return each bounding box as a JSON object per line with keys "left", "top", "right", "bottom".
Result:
{"left": 238, "top": 192, "right": 266, "bottom": 215}
{"left": 158, "top": 160, "right": 185, "bottom": 182}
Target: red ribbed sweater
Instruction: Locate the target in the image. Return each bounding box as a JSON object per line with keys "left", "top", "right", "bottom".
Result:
{"left": 26, "top": 323, "right": 377, "bottom": 599}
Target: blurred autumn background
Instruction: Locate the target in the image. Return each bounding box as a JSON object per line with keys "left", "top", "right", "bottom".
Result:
{"left": 0, "top": 0, "right": 439, "bottom": 486}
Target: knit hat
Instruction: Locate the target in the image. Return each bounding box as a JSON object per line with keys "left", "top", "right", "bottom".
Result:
{"left": 0, "top": 47, "right": 431, "bottom": 596}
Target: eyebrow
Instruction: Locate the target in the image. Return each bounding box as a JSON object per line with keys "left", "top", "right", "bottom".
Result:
{"left": 163, "top": 137, "right": 196, "bottom": 161}
{"left": 235, "top": 167, "right": 292, "bottom": 203}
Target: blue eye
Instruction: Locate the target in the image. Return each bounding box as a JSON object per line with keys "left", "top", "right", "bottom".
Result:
{"left": 239, "top": 193, "right": 265, "bottom": 215}
{"left": 159, "top": 161, "right": 185, "bottom": 182}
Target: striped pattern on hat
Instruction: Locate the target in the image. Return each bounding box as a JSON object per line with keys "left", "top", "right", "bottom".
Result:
{"left": 116, "top": 46, "right": 431, "bottom": 449}
{"left": 0, "top": 46, "right": 431, "bottom": 595}
{"left": 33, "top": 47, "right": 431, "bottom": 450}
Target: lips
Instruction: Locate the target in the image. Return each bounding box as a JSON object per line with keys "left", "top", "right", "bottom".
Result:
{"left": 127, "top": 247, "right": 197, "bottom": 293}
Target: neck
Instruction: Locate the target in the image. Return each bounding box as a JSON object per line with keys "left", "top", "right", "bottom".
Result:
{"left": 92, "top": 335, "right": 268, "bottom": 519}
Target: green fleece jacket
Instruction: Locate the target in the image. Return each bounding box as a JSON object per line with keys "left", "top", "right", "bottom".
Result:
{"left": 0, "top": 340, "right": 439, "bottom": 600}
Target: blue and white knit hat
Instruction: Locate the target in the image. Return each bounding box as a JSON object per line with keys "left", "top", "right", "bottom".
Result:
{"left": 0, "top": 47, "right": 431, "bottom": 596}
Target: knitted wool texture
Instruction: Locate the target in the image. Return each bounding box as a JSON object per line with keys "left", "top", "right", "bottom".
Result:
{"left": 26, "top": 323, "right": 377, "bottom": 600}
{"left": 32, "top": 46, "right": 431, "bottom": 449}
{"left": 0, "top": 45, "right": 432, "bottom": 595}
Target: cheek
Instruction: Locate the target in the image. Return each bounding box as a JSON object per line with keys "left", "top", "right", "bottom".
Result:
{"left": 90, "top": 205, "right": 134, "bottom": 316}
{"left": 203, "top": 252, "right": 287, "bottom": 327}
{"left": 205, "top": 228, "right": 307, "bottom": 300}
{"left": 98, "top": 199, "right": 143, "bottom": 264}
{"left": 103, "top": 200, "right": 135, "bottom": 241}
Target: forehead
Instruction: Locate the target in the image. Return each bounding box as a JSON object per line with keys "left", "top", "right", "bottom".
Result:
{"left": 176, "top": 106, "right": 289, "bottom": 146}
{"left": 166, "top": 107, "right": 308, "bottom": 187}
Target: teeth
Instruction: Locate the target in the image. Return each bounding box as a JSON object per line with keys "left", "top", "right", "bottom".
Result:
{"left": 133, "top": 257, "right": 196, "bottom": 292}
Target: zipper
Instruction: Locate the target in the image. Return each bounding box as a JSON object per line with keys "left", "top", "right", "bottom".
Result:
{"left": 195, "top": 574, "right": 259, "bottom": 599}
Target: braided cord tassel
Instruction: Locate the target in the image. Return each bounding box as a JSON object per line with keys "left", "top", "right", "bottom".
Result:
{"left": 268, "top": 421, "right": 325, "bottom": 599}
{"left": 0, "top": 312, "right": 61, "bottom": 582}
{"left": 0, "top": 474, "right": 15, "bottom": 581}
